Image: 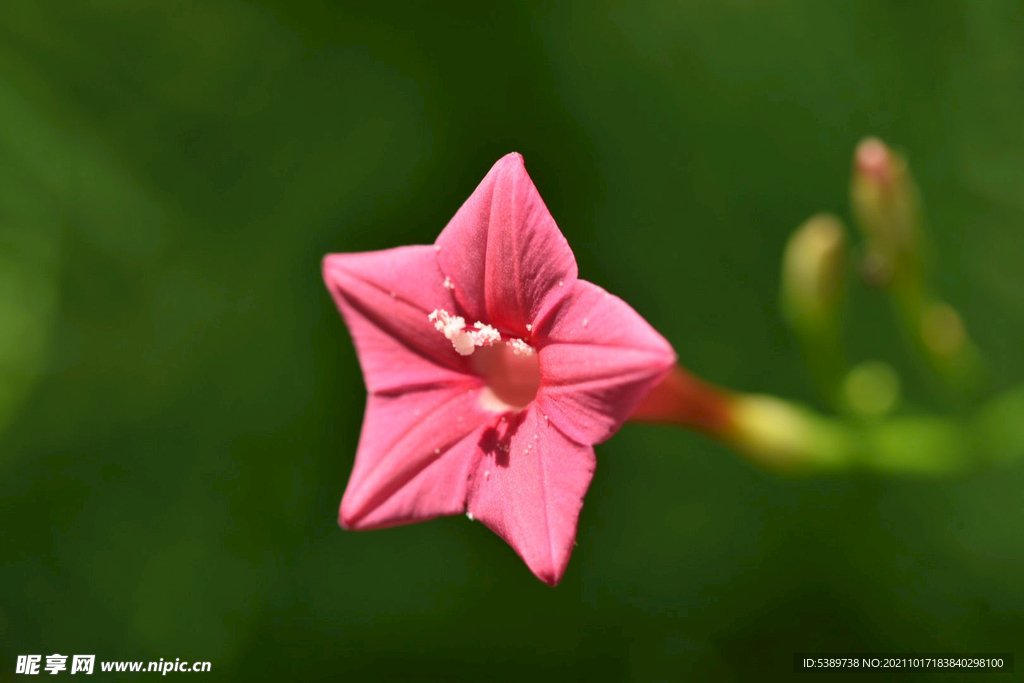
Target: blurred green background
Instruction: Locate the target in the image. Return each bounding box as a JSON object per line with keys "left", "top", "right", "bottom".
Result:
{"left": 2, "top": 1, "right": 1023, "bottom": 680}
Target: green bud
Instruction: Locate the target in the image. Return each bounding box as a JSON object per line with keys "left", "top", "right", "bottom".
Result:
{"left": 781, "top": 213, "right": 846, "bottom": 330}
{"left": 850, "top": 137, "right": 921, "bottom": 286}
{"left": 781, "top": 214, "right": 848, "bottom": 404}
{"left": 842, "top": 360, "right": 901, "bottom": 417}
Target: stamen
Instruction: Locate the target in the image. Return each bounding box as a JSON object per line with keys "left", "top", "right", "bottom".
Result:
{"left": 507, "top": 338, "right": 535, "bottom": 356}
{"left": 472, "top": 321, "right": 501, "bottom": 346}
{"left": 452, "top": 331, "right": 476, "bottom": 356}
{"left": 429, "top": 308, "right": 465, "bottom": 336}
{"left": 429, "top": 309, "right": 504, "bottom": 356}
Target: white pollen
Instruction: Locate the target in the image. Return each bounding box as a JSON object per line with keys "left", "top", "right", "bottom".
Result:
{"left": 526, "top": 324, "right": 533, "bottom": 331}
{"left": 434, "top": 448, "right": 441, "bottom": 455}
{"left": 484, "top": 470, "right": 490, "bottom": 478}
{"left": 466, "top": 511, "right": 474, "bottom": 521}
{"left": 543, "top": 414, "right": 548, "bottom": 421}
{"left": 428, "top": 308, "right": 502, "bottom": 355}
{"left": 582, "top": 318, "right": 588, "bottom": 327}
{"left": 507, "top": 338, "right": 535, "bottom": 356}
{"left": 452, "top": 333, "right": 475, "bottom": 356}
{"left": 434, "top": 245, "right": 441, "bottom": 251}
{"left": 443, "top": 276, "right": 455, "bottom": 290}
{"left": 472, "top": 322, "right": 501, "bottom": 346}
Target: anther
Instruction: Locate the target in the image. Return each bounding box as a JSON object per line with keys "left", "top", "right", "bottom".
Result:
{"left": 429, "top": 308, "right": 502, "bottom": 356}
{"left": 506, "top": 338, "right": 535, "bottom": 356}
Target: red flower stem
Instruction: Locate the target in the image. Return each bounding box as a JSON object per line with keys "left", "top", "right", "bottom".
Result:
{"left": 629, "top": 365, "right": 735, "bottom": 437}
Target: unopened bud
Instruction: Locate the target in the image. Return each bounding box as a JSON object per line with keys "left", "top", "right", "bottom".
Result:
{"left": 781, "top": 214, "right": 846, "bottom": 330}
{"left": 842, "top": 360, "right": 901, "bottom": 417}
{"left": 850, "top": 137, "right": 921, "bottom": 286}
{"left": 920, "top": 301, "right": 966, "bottom": 359}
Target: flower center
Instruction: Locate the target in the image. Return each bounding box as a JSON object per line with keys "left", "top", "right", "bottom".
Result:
{"left": 429, "top": 308, "right": 540, "bottom": 412}
{"left": 472, "top": 342, "right": 541, "bottom": 413}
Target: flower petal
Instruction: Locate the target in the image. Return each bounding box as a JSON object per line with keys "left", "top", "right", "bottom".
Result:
{"left": 341, "top": 383, "right": 492, "bottom": 529}
{"left": 434, "top": 153, "right": 577, "bottom": 334}
{"left": 323, "top": 245, "right": 471, "bottom": 393}
{"left": 535, "top": 279, "right": 677, "bottom": 445}
{"left": 467, "top": 406, "right": 596, "bottom": 586}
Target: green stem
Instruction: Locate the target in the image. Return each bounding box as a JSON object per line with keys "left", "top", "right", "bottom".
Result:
{"left": 632, "top": 366, "right": 1024, "bottom": 476}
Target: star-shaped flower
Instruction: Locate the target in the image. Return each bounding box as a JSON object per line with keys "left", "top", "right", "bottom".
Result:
{"left": 323, "top": 153, "right": 676, "bottom": 585}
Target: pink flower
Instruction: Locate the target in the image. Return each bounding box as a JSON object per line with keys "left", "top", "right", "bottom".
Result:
{"left": 322, "top": 153, "right": 676, "bottom": 585}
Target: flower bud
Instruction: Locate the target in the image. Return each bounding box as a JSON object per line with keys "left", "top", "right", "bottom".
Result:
{"left": 781, "top": 214, "right": 846, "bottom": 331}
{"left": 920, "top": 301, "right": 966, "bottom": 359}
{"left": 780, "top": 214, "right": 848, "bottom": 403}
{"left": 842, "top": 360, "right": 901, "bottom": 417}
{"left": 850, "top": 137, "right": 921, "bottom": 286}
